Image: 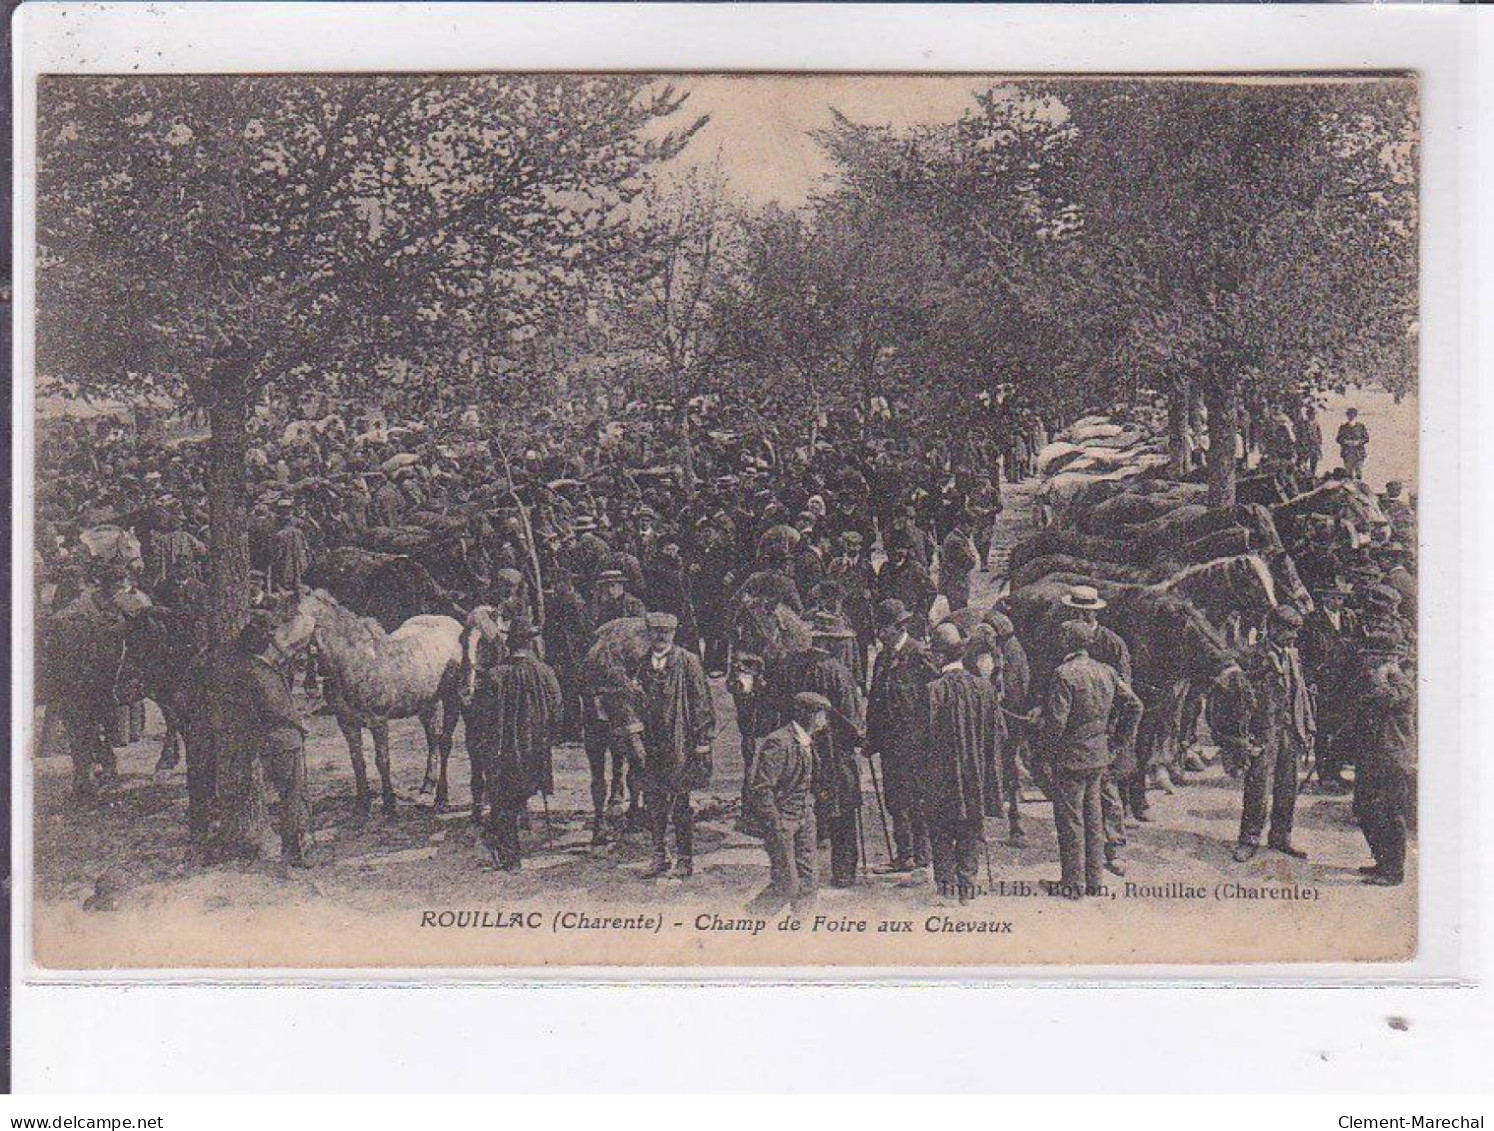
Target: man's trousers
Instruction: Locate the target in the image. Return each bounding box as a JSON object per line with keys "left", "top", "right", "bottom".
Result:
{"left": 929, "top": 816, "right": 984, "bottom": 898}
{"left": 748, "top": 808, "right": 818, "bottom": 914}
{"left": 649, "top": 787, "right": 695, "bottom": 864}
{"left": 1053, "top": 768, "right": 1106, "bottom": 893}
{"left": 1239, "top": 729, "right": 1301, "bottom": 846}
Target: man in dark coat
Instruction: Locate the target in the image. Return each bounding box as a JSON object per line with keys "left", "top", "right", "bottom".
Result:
{"left": 938, "top": 517, "right": 980, "bottom": 614}
{"left": 470, "top": 614, "right": 565, "bottom": 870}
{"left": 988, "top": 612, "right": 1031, "bottom": 845}
{"left": 268, "top": 506, "right": 312, "bottom": 596}
{"left": 875, "top": 535, "right": 936, "bottom": 639}
{"left": 746, "top": 692, "right": 829, "bottom": 915}
{"left": 636, "top": 612, "right": 716, "bottom": 878}
{"left": 543, "top": 571, "right": 593, "bottom": 743}
{"left": 643, "top": 541, "right": 698, "bottom": 655}
{"left": 692, "top": 513, "right": 737, "bottom": 675}
{"left": 1233, "top": 605, "right": 1315, "bottom": 862}
{"left": 1302, "top": 580, "right": 1358, "bottom": 791}
{"left": 924, "top": 623, "right": 1002, "bottom": 903}
{"left": 1336, "top": 407, "right": 1369, "bottom": 480}
{"left": 1040, "top": 620, "right": 1143, "bottom": 899}
{"left": 590, "top": 568, "right": 645, "bottom": 630}
{"left": 827, "top": 530, "right": 876, "bottom": 684}
{"left": 1351, "top": 635, "right": 1416, "bottom": 885}
{"left": 865, "top": 598, "right": 938, "bottom": 871}
{"left": 797, "top": 618, "right": 866, "bottom": 887}
{"left": 219, "top": 613, "right": 310, "bottom": 866}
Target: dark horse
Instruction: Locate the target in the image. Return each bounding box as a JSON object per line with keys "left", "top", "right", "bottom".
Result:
{"left": 113, "top": 606, "right": 215, "bottom": 843}
{"left": 113, "top": 600, "right": 314, "bottom": 849}
{"left": 1004, "top": 582, "right": 1254, "bottom": 806}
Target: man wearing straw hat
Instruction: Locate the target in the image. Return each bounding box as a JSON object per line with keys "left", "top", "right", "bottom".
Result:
{"left": 1040, "top": 620, "right": 1143, "bottom": 899}
{"left": 1061, "top": 584, "right": 1134, "bottom": 873}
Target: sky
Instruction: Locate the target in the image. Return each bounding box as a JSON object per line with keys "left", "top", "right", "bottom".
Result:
{"left": 657, "top": 75, "right": 989, "bottom": 207}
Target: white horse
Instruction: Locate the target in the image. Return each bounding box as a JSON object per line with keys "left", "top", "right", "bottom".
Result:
{"left": 292, "top": 588, "right": 464, "bottom": 816}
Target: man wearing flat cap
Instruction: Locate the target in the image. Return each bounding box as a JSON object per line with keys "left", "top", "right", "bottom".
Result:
{"left": 746, "top": 691, "right": 829, "bottom": 914}
{"left": 1040, "top": 620, "right": 1143, "bottom": 898}
{"left": 1233, "top": 604, "right": 1315, "bottom": 863}
{"left": 636, "top": 610, "right": 716, "bottom": 878}
{"left": 866, "top": 598, "right": 939, "bottom": 871}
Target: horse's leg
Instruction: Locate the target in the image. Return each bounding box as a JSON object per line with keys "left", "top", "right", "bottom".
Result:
{"left": 464, "top": 709, "right": 486, "bottom": 825}
{"left": 372, "top": 720, "right": 397, "bottom": 816}
{"left": 155, "top": 703, "right": 182, "bottom": 775}
{"left": 625, "top": 733, "right": 647, "bottom": 831}
{"left": 338, "top": 714, "right": 372, "bottom": 817}
{"left": 66, "top": 715, "right": 99, "bottom": 802}
{"left": 584, "top": 730, "right": 608, "bottom": 845}
{"left": 418, "top": 705, "right": 440, "bottom": 797}
{"left": 435, "top": 688, "right": 459, "bottom": 811}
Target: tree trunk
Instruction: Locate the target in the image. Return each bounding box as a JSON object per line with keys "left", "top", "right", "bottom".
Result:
{"left": 1204, "top": 384, "right": 1240, "bottom": 509}
{"left": 207, "top": 391, "right": 265, "bottom": 856}
{"left": 1167, "top": 378, "right": 1194, "bottom": 476}
{"left": 675, "top": 394, "right": 697, "bottom": 499}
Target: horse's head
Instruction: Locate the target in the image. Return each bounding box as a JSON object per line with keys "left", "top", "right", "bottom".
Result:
{"left": 459, "top": 604, "right": 509, "bottom": 706}
{"left": 1209, "top": 657, "right": 1256, "bottom": 739}
{"left": 268, "top": 589, "right": 319, "bottom": 664}
{"left": 727, "top": 651, "right": 766, "bottom": 700}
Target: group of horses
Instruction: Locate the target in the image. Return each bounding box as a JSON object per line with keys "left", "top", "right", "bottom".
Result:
{"left": 39, "top": 456, "right": 1378, "bottom": 865}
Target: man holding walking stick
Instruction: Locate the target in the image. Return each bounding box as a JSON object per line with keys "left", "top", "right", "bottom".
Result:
{"left": 798, "top": 612, "right": 867, "bottom": 887}
{"left": 865, "top": 598, "right": 938, "bottom": 873}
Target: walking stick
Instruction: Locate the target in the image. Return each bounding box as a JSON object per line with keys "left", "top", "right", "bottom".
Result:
{"left": 855, "top": 805, "right": 869, "bottom": 881}
{"left": 540, "top": 790, "right": 553, "bottom": 841}
{"left": 866, "top": 753, "right": 896, "bottom": 863}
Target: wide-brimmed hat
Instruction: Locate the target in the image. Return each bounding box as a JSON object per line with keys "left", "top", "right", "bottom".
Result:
{"left": 1061, "top": 585, "right": 1107, "bottom": 611}
{"left": 875, "top": 598, "right": 912, "bottom": 630}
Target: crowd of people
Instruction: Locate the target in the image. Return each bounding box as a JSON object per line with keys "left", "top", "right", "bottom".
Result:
{"left": 34, "top": 384, "right": 1417, "bottom": 906}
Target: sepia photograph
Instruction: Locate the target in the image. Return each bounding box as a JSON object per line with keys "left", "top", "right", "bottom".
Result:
{"left": 25, "top": 69, "right": 1421, "bottom": 970}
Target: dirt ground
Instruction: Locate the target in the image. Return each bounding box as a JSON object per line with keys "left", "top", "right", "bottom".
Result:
{"left": 28, "top": 476, "right": 1417, "bottom": 970}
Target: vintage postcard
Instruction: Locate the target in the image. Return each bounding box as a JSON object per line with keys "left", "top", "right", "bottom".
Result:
{"left": 24, "top": 69, "right": 1421, "bottom": 970}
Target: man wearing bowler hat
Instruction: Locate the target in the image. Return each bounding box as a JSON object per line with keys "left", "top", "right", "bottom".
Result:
{"left": 866, "top": 598, "right": 939, "bottom": 871}
{"left": 590, "top": 567, "right": 645, "bottom": 629}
